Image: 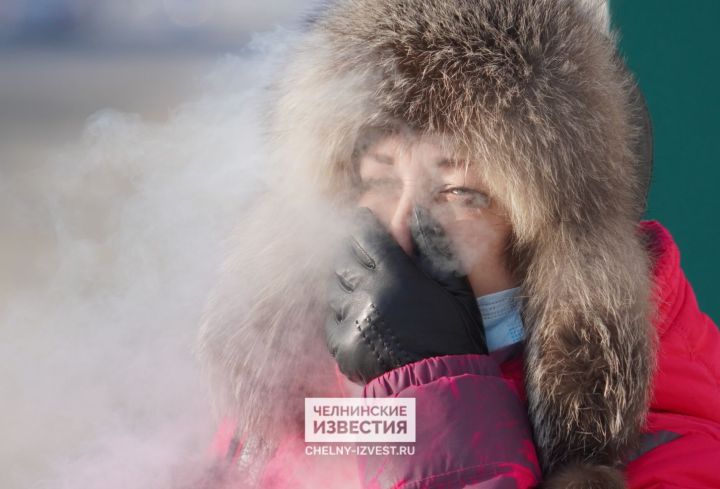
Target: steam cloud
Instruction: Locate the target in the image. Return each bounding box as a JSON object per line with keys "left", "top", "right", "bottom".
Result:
{"left": 0, "top": 28, "right": 344, "bottom": 489}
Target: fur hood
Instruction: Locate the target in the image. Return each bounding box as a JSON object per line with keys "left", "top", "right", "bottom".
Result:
{"left": 198, "top": 0, "right": 657, "bottom": 487}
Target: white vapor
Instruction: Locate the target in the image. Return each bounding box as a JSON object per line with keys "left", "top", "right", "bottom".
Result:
{"left": 0, "top": 28, "right": 300, "bottom": 489}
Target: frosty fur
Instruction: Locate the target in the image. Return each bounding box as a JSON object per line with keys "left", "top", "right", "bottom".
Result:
{"left": 198, "top": 0, "right": 657, "bottom": 487}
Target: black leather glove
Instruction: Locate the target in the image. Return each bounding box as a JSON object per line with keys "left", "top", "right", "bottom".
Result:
{"left": 325, "top": 206, "right": 487, "bottom": 385}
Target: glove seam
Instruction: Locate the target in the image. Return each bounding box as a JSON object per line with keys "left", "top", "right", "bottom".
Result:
{"left": 371, "top": 303, "right": 414, "bottom": 366}
{"left": 357, "top": 311, "right": 394, "bottom": 374}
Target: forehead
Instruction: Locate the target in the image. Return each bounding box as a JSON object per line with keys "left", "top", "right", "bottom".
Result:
{"left": 356, "top": 130, "right": 467, "bottom": 169}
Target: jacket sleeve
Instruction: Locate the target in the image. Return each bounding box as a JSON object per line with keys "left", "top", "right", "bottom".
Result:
{"left": 624, "top": 220, "right": 720, "bottom": 488}
{"left": 357, "top": 353, "right": 542, "bottom": 489}
{"left": 621, "top": 296, "right": 720, "bottom": 488}
{"left": 622, "top": 413, "right": 720, "bottom": 489}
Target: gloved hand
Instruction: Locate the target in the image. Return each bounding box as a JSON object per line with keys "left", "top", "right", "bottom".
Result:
{"left": 325, "top": 206, "right": 487, "bottom": 385}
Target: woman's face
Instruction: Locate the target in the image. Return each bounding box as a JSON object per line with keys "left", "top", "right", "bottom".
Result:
{"left": 355, "top": 132, "right": 516, "bottom": 296}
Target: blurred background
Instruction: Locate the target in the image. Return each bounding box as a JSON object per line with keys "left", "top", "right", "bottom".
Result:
{"left": 1, "top": 0, "right": 304, "bottom": 173}
{"left": 1, "top": 1, "right": 308, "bottom": 301}
{"left": 0, "top": 1, "right": 717, "bottom": 489}
{"left": 611, "top": 0, "right": 720, "bottom": 324}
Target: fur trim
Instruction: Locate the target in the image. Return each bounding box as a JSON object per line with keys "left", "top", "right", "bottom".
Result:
{"left": 200, "top": 0, "right": 658, "bottom": 481}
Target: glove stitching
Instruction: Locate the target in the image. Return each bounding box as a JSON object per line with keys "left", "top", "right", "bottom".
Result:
{"left": 356, "top": 316, "right": 392, "bottom": 375}
{"left": 370, "top": 304, "right": 412, "bottom": 367}
{"left": 350, "top": 237, "right": 376, "bottom": 270}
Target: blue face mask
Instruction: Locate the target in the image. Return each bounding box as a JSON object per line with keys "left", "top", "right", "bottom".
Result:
{"left": 476, "top": 286, "right": 525, "bottom": 352}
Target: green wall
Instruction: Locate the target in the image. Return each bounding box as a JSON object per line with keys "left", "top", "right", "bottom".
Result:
{"left": 611, "top": 0, "right": 719, "bottom": 324}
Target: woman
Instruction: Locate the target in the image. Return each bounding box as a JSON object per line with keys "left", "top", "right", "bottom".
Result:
{"left": 197, "top": 0, "right": 720, "bottom": 487}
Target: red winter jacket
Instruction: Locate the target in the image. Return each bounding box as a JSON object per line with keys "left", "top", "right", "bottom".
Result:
{"left": 210, "top": 220, "right": 720, "bottom": 488}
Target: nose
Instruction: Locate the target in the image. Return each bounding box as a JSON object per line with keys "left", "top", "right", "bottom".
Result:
{"left": 388, "top": 190, "right": 415, "bottom": 256}
{"left": 357, "top": 181, "right": 417, "bottom": 256}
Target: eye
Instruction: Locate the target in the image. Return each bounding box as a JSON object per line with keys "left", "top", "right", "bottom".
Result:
{"left": 437, "top": 186, "right": 490, "bottom": 208}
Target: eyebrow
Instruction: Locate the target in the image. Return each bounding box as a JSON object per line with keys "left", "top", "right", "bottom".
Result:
{"left": 367, "top": 152, "right": 394, "bottom": 165}
{"left": 368, "top": 153, "right": 457, "bottom": 168}
{"left": 435, "top": 158, "right": 455, "bottom": 168}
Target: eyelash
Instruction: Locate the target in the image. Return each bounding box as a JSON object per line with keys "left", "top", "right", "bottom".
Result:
{"left": 442, "top": 187, "right": 473, "bottom": 196}
{"left": 438, "top": 187, "right": 490, "bottom": 208}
